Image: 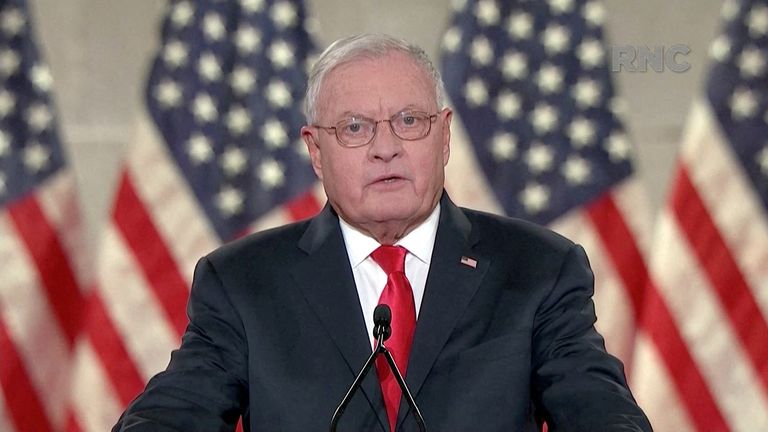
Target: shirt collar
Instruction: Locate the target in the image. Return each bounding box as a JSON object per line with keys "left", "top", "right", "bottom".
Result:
{"left": 339, "top": 203, "right": 441, "bottom": 268}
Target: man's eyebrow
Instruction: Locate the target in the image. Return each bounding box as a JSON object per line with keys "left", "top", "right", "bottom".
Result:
{"left": 334, "top": 111, "right": 369, "bottom": 119}
{"left": 332, "top": 106, "right": 429, "bottom": 120}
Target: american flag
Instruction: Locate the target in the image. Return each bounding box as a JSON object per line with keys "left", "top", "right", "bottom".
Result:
{"left": 0, "top": 0, "right": 88, "bottom": 431}
{"left": 632, "top": 0, "right": 768, "bottom": 429}
{"left": 66, "top": 0, "right": 322, "bottom": 430}
{"left": 440, "top": 0, "right": 654, "bottom": 378}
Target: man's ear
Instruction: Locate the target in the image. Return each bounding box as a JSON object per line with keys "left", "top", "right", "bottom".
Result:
{"left": 301, "top": 126, "right": 323, "bottom": 180}
{"left": 442, "top": 109, "right": 452, "bottom": 166}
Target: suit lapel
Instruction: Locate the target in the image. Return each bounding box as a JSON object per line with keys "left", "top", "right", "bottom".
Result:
{"left": 291, "top": 204, "right": 389, "bottom": 431}
{"left": 398, "top": 196, "right": 490, "bottom": 427}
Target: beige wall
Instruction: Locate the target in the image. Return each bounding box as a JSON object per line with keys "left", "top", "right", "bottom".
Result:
{"left": 29, "top": 0, "right": 724, "bottom": 247}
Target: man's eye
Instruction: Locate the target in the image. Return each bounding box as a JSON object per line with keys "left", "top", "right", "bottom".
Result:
{"left": 402, "top": 115, "right": 416, "bottom": 126}
{"left": 345, "top": 122, "right": 363, "bottom": 133}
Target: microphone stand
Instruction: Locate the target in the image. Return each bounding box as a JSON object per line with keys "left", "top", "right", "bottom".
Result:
{"left": 379, "top": 341, "right": 426, "bottom": 432}
{"left": 329, "top": 321, "right": 426, "bottom": 432}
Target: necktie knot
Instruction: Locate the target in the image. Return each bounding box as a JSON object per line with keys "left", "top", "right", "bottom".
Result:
{"left": 371, "top": 245, "right": 407, "bottom": 275}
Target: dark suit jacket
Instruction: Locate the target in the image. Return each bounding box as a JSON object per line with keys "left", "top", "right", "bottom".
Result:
{"left": 114, "top": 193, "right": 651, "bottom": 431}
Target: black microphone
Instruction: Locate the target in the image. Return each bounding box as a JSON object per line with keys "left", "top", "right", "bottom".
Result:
{"left": 330, "top": 304, "right": 427, "bottom": 432}
{"left": 373, "top": 303, "right": 392, "bottom": 341}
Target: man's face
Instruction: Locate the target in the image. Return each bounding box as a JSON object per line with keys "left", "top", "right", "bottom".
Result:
{"left": 302, "top": 51, "right": 452, "bottom": 241}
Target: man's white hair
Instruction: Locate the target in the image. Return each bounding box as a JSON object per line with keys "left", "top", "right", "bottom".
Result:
{"left": 304, "top": 33, "right": 447, "bottom": 124}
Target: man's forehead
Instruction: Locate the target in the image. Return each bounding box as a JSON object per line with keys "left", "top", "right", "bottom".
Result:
{"left": 317, "top": 52, "right": 437, "bottom": 116}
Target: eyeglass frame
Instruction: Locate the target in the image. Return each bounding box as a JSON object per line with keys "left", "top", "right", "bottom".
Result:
{"left": 310, "top": 109, "right": 445, "bottom": 148}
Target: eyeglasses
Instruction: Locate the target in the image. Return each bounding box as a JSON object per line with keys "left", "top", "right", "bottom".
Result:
{"left": 312, "top": 110, "right": 440, "bottom": 148}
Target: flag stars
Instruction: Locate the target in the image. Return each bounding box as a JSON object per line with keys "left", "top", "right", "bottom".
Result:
{"left": 583, "top": 1, "right": 606, "bottom": 26}
{"left": 721, "top": 0, "right": 740, "bottom": 21}
{"left": 490, "top": 132, "right": 517, "bottom": 162}
{"left": 500, "top": 51, "right": 528, "bottom": 80}
{"left": 231, "top": 65, "right": 256, "bottom": 95}
{"left": 216, "top": 186, "right": 244, "bottom": 217}
{"left": 154, "top": 79, "right": 182, "bottom": 108}
{"left": 266, "top": 79, "right": 292, "bottom": 108}
{"left": 562, "top": 156, "right": 591, "bottom": 185}
{"left": 747, "top": 5, "right": 768, "bottom": 37}
{"left": 186, "top": 133, "right": 213, "bottom": 164}
{"left": 226, "top": 106, "right": 251, "bottom": 136}
{"left": 536, "top": 63, "right": 564, "bottom": 94}
{"left": 506, "top": 12, "right": 533, "bottom": 40}
{"left": 568, "top": 117, "right": 597, "bottom": 147}
{"left": 548, "top": 0, "right": 574, "bottom": 14}
{"left": 0, "top": 49, "right": 20, "bottom": 76}
{"left": 609, "top": 97, "right": 628, "bottom": 117}
{"left": 163, "top": 40, "right": 189, "bottom": 69}
{"left": 262, "top": 118, "right": 288, "bottom": 148}
{"left": 709, "top": 35, "right": 731, "bottom": 62}
{"left": 269, "top": 40, "right": 295, "bottom": 68}
{"left": 541, "top": 24, "right": 570, "bottom": 55}
{"left": 474, "top": 0, "right": 500, "bottom": 26}
{"left": 170, "top": 1, "right": 195, "bottom": 28}
{"left": 737, "top": 46, "right": 766, "bottom": 78}
{"left": 757, "top": 146, "right": 768, "bottom": 176}
{"left": 0, "top": 8, "right": 25, "bottom": 37}
{"left": 220, "top": 146, "right": 248, "bottom": 176}
{"left": 0, "top": 129, "right": 10, "bottom": 156}
{"left": 271, "top": 1, "right": 298, "bottom": 29}
{"left": 572, "top": 78, "right": 601, "bottom": 108}
{"left": 23, "top": 142, "right": 50, "bottom": 173}
{"left": 442, "top": 27, "right": 463, "bottom": 53}
{"left": 730, "top": 87, "right": 758, "bottom": 120}
{"left": 198, "top": 52, "right": 222, "bottom": 82}
{"left": 525, "top": 143, "right": 555, "bottom": 173}
{"left": 464, "top": 77, "right": 489, "bottom": 107}
{"left": 495, "top": 91, "right": 522, "bottom": 120}
{"left": 203, "top": 12, "right": 226, "bottom": 41}
{"left": 0, "top": 90, "right": 16, "bottom": 117}
{"left": 470, "top": 36, "right": 494, "bottom": 66}
{"left": 31, "top": 65, "right": 53, "bottom": 92}
{"left": 258, "top": 158, "right": 285, "bottom": 189}
{"left": 451, "top": 0, "right": 468, "bottom": 12}
{"left": 577, "top": 39, "right": 604, "bottom": 68}
{"left": 236, "top": 26, "right": 261, "bottom": 54}
{"left": 530, "top": 104, "right": 558, "bottom": 134}
{"left": 192, "top": 93, "right": 218, "bottom": 123}
{"left": 520, "top": 183, "right": 550, "bottom": 214}
{"left": 605, "top": 133, "right": 632, "bottom": 162}
{"left": 240, "top": 0, "right": 265, "bottom": 13}
{"left": 26, "top": 103, "right": 52, "bottom": 132}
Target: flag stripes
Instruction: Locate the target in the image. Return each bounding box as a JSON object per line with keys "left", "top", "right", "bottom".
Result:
{"left": 0, "top": 313, "right": 55, "bottom": 431}
{"left": 636, "top": 276, "right": 729, "bottom": 431}
{"left": 82, "top": 293, "right": 146, "bottom": 406}
{"left": 7, "top": 194, "right": 83, "bottom": 344}
{"left": 673, "top": 166, "right": 768, "bottom": 394}
{"left": 0, "top": 183, "right": 84, "bottom": 432}
{"left": 113, "top": 172, "right": 190, "bottom": 337}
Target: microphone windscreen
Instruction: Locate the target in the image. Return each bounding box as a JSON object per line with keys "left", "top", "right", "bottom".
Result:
{"left": 373, "top": 304, "right": 391, "bottom": 326}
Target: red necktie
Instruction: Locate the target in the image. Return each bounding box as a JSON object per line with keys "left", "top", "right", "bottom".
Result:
{"left": 371, "top": 245, "right": 416, "bottom": 432}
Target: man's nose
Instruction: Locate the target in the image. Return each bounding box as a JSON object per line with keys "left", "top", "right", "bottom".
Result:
{"left": 367, "top": 121, "right": 402, "bottom": 161}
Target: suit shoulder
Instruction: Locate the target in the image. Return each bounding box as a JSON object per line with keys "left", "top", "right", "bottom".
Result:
{"left": 204, "top": 218, "right": 311, "bottom": 269}
{"left": 460, "top": 207, "right": 575, "bottom": 255}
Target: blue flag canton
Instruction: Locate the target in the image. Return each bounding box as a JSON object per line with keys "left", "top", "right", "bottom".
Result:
{"left": 147, "top": 0, "right": 317, "bottom": 240}
{"left": 706, "top": 0, "right": 768, "bottom": 211}
{"left": 0, "top": 0, "right": 66, "bottom": 208}
{"left": 441, "top": 0, "right": 633, "bottom": 225}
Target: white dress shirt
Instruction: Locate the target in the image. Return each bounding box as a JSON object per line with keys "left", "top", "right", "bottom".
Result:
{"left": 339, "top": 203, "right": 441, "bottom": 348}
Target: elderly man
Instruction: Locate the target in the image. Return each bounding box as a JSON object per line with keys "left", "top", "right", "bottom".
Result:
{"left": 114, "top": 34, "right": 651, "bottom": 431}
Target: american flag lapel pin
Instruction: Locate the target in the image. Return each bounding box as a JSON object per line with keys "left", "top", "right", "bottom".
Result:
{"left": 460, "top": 256, "right": 477, "bottom": 268}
